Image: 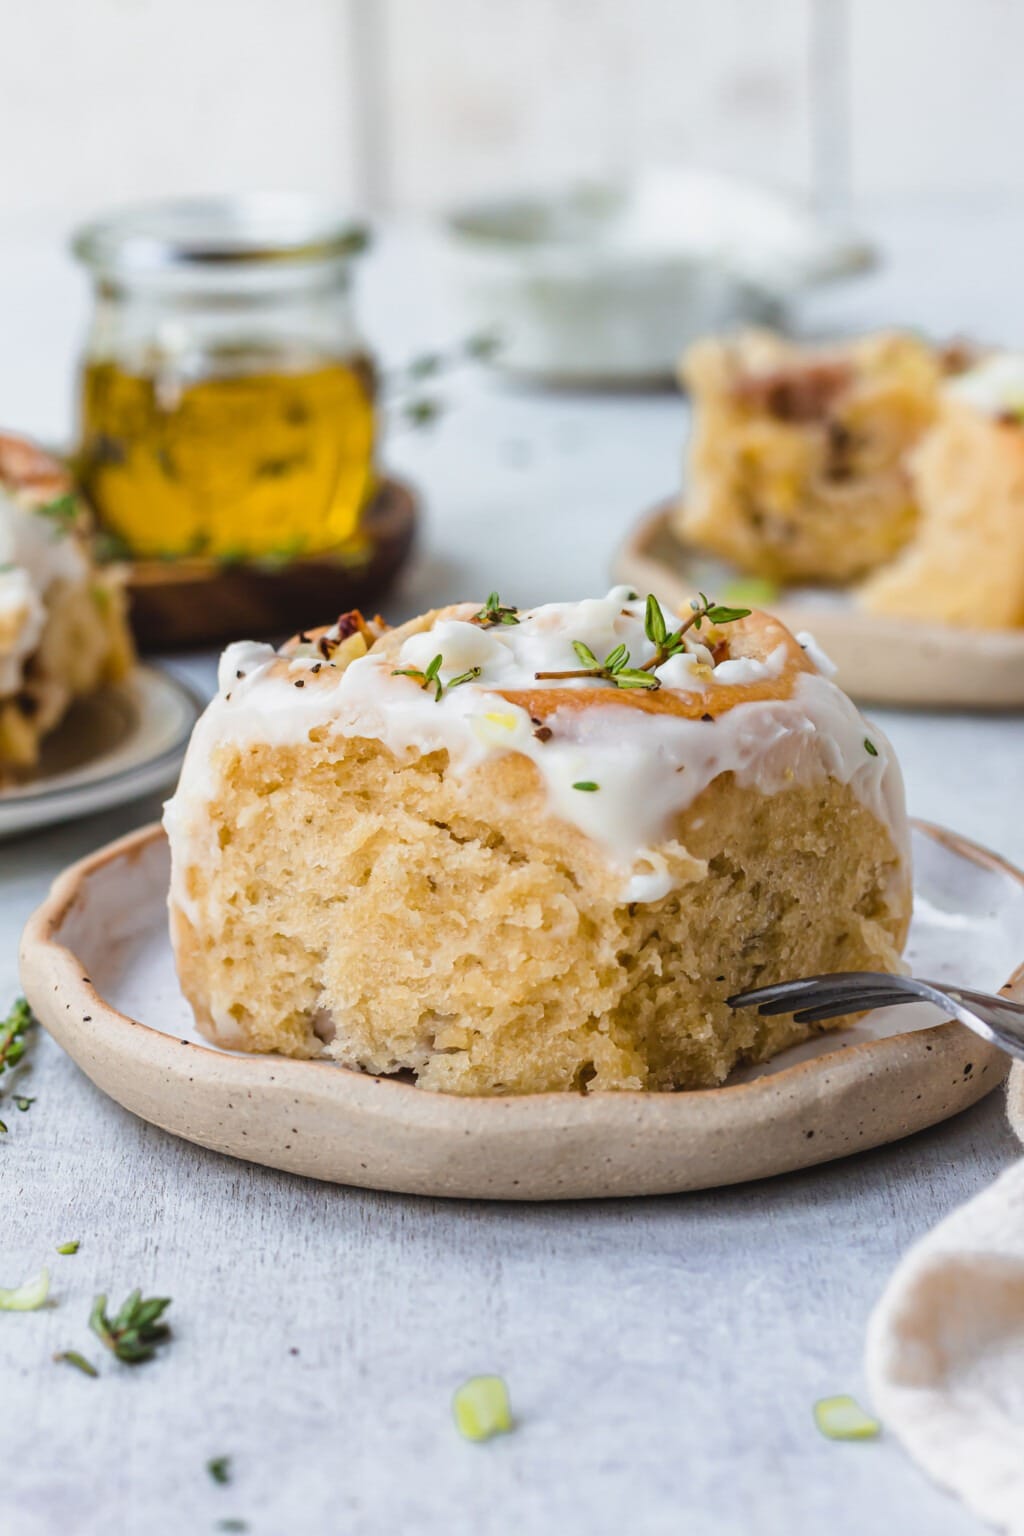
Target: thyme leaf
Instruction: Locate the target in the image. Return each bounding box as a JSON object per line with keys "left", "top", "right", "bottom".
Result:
{"left": 613, "top": 668, "right": 661, "bottom": 690}
{"left": 54, "top": 1350, "right": 98, "bottom": 1378}
{"left": 864, "top": 738, "right": 879, "bottom": 757}
{"left": 446, "top": 667, "right": 483, "bottom": 692}
{"left": 207, "top": 1456, "right": 232, "bottom": 1485}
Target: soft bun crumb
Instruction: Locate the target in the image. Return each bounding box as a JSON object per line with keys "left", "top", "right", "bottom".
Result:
{"left": 170, "top": 735, "right": 910, "bottom": 1094}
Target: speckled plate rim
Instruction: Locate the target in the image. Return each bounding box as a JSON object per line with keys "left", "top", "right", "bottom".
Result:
{"left": 615, "top": 502, "right": 1024, "bottom": 710}
{"left": 19, "top": 820, "right": 1017, "bottom": 1201}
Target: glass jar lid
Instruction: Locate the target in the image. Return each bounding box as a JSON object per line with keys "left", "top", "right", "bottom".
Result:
{"left": 72, "top": 194, "right": 370, "bottom": 279}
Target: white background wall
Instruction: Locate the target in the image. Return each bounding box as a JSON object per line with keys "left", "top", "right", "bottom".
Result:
{"left": 3, "top": 0, "right": 1023, "bottom": 223}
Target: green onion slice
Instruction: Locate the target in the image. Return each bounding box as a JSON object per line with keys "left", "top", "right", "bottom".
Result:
{"left": 814, "top": 1394, "right": 881, "bottom": 1440}
{"left": 0, "top": 1267, "right": 50, "bottom": 1311}
{"left": 452, "top": 1375, "right": 512, "bottom": 1442}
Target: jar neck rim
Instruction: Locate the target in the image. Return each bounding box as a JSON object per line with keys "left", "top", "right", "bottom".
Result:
{"left": 71, "top": 195, "right": 370, "bottom": 281}
{"left": 90, "top": 265, "right": 355, "bottom": 307}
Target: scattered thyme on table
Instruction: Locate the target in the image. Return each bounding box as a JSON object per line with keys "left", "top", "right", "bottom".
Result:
{"left": 90, "top": 1290, "right": 172, "bottom": 1365}
{"left": 388, "top": 329, "right": 502, "bottom": 432}
{"left": 0, "top": 997, "right": 37, "bottom": 1133}
{"left": 534, "top": 592, "right": 752, "bottom": 689}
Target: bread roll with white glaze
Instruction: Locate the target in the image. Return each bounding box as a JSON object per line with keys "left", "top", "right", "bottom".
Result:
{"left": 165, "top": 590, "right": 911, "bottom": 1095}
{"left": 0, "top": 432, "right": 133, "bottom": 779}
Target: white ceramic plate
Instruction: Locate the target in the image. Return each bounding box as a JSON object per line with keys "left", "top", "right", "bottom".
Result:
{"left": 0, "top": 667, "right": 201, "bottom": 839}
{"left": 20, "top": 822, "right": 1020, "bottom": 1200}
{"left": 615, "top": 503, "right": 1024, "bottom": 710}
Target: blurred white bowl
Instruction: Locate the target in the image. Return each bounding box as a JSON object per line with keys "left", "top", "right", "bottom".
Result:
{"left": 442, "top": 168, "right": 875, "bottom": 385}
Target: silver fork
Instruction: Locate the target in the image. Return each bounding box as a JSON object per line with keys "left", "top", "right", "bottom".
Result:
{"left": 727, "top": 972, "right": 1024, "bottom": 1060}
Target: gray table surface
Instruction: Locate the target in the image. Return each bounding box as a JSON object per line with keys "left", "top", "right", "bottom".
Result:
{"left": 2, "top": 212, "right": 1024, "bottom": 1536}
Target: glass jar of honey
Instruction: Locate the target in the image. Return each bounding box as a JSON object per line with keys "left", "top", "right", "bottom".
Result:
{"left": 71, "top": 196, "right": 376, "bottom": 563}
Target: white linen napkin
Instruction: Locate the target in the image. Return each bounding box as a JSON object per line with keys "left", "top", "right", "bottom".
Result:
{"left": 866, "top": 1065, "right": 1024, "bottom": 1534}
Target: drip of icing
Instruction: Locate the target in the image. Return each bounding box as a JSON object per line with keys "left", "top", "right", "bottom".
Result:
{"left": 0, "top": 486, "right": 88, "bottom": 697}
{"left": 165, "top": 589, "right": 908, "bottom": 911}
{"left": 946, "top": 353, "right": 1024, "bottom": 418}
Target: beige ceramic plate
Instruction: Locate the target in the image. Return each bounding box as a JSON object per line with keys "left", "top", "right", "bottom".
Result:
{"left": 615, "top": 502, "right": 1024, "bottom": 710}
{"left": 20, "top": 822, "right": 1019, "bottom": 1201}
{"left": 0, "top": 667, "right": 201, "bottom": 839}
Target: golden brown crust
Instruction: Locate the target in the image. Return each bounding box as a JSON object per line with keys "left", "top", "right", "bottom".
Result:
{"left": 0, "top": 432, "right": 69, "bottom": 505}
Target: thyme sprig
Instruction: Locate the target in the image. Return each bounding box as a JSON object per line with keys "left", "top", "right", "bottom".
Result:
{"left": 89, "top": 1290, "right": 172, "bottom": 1365}
{"left": 531, "top": 592, "right": 751, "bottom": 692}
{"left": 0, "top": 998, "right": 34, "bottom": 1077}
{"left": 472, "top": 592, "right": 519, "bottom": 628}
{"left": 0, "top": 998, "right": 36, "bottom": 1131}
{"left": 535, "top": 640, "right": 660, "bottom": 691}
{"left": 638, "top": 593, "right": 751, "bottom": 672}
{"left": 391, "top": 654, "right": 482, "bottom": 703}
{"left": 388, "top": 331, "right": 502, "bottom": 431}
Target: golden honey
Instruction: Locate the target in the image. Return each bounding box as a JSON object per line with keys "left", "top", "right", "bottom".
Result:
{"left": 78, "top": 349, "right": 376, "bottom": 561}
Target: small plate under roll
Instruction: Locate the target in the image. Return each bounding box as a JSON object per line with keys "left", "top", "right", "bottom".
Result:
{"left": 0, "top": 667, "right": 201, "bottom": 840}
{"left": 19, "top": 822, "right": 1020, "bottom": 1201}
{"left": 614, "top": 502, "right": 1024, "bottom": 710}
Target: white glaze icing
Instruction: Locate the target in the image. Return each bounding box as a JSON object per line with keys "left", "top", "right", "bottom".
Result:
{"left": 0, "top": 485, "right": 88, "bottom": 697}
{"left": 165, "top": 590, "right": 908, "bottom": 912}
{"left": 795, "top": 630, "right": 837, "bottom": 678}
{"left": 946, "top": 353, "right": 1024, "bottom": 417}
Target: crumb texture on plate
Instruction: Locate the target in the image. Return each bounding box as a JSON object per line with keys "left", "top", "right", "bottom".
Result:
{"left": 165, "top": 590, "right": 912, "bottom": 1095}
{"left": 677, "top": 329, "right": 947, "bottom": 584}
{"left": 0, "top": 432, "right": 133, "bottom": 781}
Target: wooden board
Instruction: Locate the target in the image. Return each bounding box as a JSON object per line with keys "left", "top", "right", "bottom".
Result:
{"left": 615, "top": 502, "right": 1024, "bottom": 711}
{"left": 19, "top": 821, "right": 1017, "bottom": 1201}
{"left": 124, "top": 476, "right": 417, "bottom": 650}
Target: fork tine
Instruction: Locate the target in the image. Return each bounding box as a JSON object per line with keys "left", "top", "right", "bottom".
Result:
{"left": 750, "top": 987, "right": 914, "bottom": 1019}
{"left": 725, "top": 975, "right": 851, "bottom": 1009}
{"left": 790, "top": 991, "right": 922, "bottom": 1025}
{"left": 728, "top": 973, "right": 913, "bottom": 1015}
